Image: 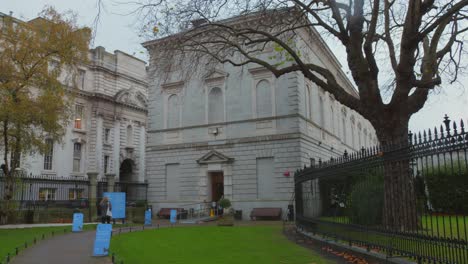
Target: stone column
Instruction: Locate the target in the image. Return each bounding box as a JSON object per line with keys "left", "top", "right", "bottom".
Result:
{"left": 87, "top": 172, "right": 99, "bottom": 221}
{"left": 105, "top": 173, "right": 116, "bottom": 193}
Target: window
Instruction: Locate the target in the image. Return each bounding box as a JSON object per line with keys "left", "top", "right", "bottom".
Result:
{"left": 49, "top": 61, "right": 59, "bottom": 72}
{"left": 69, "top": 189, "right": 84, "bottom": 200}
{"left": 167, "top": 94, "right": 179, "bottom": 128}
{"left": 318, "top": 95, "right": 324, "bottom": 127}
{"left": 306, "top": 85, "right": 312, "bottom": 119}
{"left": 39, "top": 188, "right": 56, "bottom": 201}
{"left": 256, "top": 80, "right": 272, "bottom": 118}
{"left": 73, "top": 143, "right": 82, "bottom": 172}
{"left": 78, "top": 70, "right": 85, "bottom": 89}
{"left": 104, "top": 155, "right": 110, "bottom": 174}
{"left": 208, "top": 87, "right": 224, "bottom": 123}
{"left": 126, "top": 125, "right": 133, "bottom": 146}
{"left": 104, "top": 128, "right": 110, "bottom": 143}
{"left": 330, "top": 106, "right": 335, "bottom": 134}
{"left": 342, "top": 117, "right": 347, "bottom": 143}
{"left": 74, "top": 105, "right": 84, "bottom": 129}
{"left": 357, "top": 123, "right": 362, "bottom": 148}
{"left": 350, "top": 117, "right": 356, "bottom": 148}
{"left": 43, "top": 139, "right": 54, "bottom": 170}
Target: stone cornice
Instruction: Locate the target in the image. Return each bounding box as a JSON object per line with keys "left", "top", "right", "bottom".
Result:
{"left": 68, "top": 88, "right": 148, "bottom": 113}
{"left": 87, "top": 64, "right": 148, "bottom": 87}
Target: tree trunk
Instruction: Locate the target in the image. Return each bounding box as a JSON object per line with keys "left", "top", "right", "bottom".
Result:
{"left": 376, "top": 117, "right": 419, "bottom": 231}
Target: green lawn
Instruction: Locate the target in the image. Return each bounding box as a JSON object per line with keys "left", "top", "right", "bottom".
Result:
{"left": 110, "top": 225, "right": 332, "bottom": 264}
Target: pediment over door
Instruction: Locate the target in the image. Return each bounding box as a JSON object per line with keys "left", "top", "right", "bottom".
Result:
{"left": 197, "top": 150, "right": 234, "bottom": 164}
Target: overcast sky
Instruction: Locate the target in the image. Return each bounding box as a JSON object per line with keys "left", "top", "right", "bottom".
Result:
{"left": 2, "top": 0, "right": 467, "bottom": 133}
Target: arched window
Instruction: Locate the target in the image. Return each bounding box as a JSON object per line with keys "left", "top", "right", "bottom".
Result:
{"left": 208, "top": 87, "right": 224, "bottom": 123}
{"left": 318, "top": 95, "right": 324, "bottom": 127}
{"left": 126, "top": 125, "right": 133, "bottom": 146}
{"left": 256, "top": 80, "right": 272, "bottom": 118}
{"left": 357, "top": 123, "right": 362, "bottom": 148}
{"left": 167, "top": 94, "right": 179, "bottom": 128}
{"left": 305, "top": 85, "right": 312, "bottom": 119}
{"left": 350, "top": 117, "right": 355, "bottom": 148}
{"left": 73, "top": 143, "right": 82, "bottom": 172}
{"left": 330, "top": 106, "right": 335, "bottom": 134}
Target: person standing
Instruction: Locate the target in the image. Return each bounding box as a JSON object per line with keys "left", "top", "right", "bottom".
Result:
{"left": 99, "top": 196, "right": 112, "bottom": 224}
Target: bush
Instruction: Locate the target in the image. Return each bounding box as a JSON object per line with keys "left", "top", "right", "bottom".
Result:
{"left": 425, "top": 165, "right": 468, "bottom": 214}
{"left": 347, "top": 174, "right": 384, "bottom": 226}
{"left": 218, "top": 198, "right": 231, "bottom": 209}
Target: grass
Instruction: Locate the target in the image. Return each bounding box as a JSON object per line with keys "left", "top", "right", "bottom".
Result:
{"left": 314, "top": 215, "right": 468, "bottom": 263}
{"left": 111, "top": 225, "right": 332, "bottom": 264}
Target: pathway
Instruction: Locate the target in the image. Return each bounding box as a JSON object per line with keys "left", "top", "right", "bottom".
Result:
{"left": 12, "top": 230, "right": 111, "bottom": 264}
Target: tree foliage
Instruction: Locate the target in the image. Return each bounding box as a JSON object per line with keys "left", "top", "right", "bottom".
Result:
{"left": 0, "top": 7, "right": 90, "bottom": 196}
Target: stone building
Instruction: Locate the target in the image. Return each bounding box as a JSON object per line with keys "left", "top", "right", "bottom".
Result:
{"left": 142, "top": 14, "right": 377, "bottom": 219}
{"left": 20, "top": 46, "right": 148, "bottom": 185}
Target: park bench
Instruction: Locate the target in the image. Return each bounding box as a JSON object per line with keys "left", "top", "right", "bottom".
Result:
{"left": 157, "top": 208, "right": 185, "bottom": 219}
{"left": 250, "top": 208, "right": 282, "bottom": 220}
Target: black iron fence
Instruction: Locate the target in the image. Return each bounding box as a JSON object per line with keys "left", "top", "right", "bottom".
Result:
{"left": 295, "top": 116, "right": 468, "bottom": 264}
{"left": 1, "top": 172, "right": 148, "bottom": 224}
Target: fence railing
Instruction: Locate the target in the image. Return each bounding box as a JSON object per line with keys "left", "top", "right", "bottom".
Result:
{"left": 295, "top": 116, "right": 468, "bottom": 264}
{"left": 1, "top": 173, "right": 148, "bottom": 224}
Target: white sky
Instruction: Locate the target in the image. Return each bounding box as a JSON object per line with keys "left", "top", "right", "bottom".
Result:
{"left": 2, "top": 0, "right": 467, "bottom": 133}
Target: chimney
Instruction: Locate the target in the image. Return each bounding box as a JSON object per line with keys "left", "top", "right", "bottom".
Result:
{"left": 191, "top": 18, "right": 208, "bottom": 28}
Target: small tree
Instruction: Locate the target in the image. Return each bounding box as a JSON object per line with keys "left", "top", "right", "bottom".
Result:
{"left": 0, "top": 7, "right": 90, "bottom": 221}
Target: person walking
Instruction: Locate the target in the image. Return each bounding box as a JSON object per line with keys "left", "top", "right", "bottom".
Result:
{"left": 99, "top": 196, "right": 112, "bottom": 224}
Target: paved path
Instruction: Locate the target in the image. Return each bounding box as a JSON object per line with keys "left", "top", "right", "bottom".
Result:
{"left": 0, "top": 223, "right": 100, "bottom": 229}
{"left": 12, "top": 230, "right": 111, "bottom": 264}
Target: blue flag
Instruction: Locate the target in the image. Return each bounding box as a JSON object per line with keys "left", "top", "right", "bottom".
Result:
{"left": 93, "top": 224, "right": 112, "bottom": 256}
{"left": 103, "top": 192, "right": 126, "bottom": 219}
{"left": 144, "top": 210, "right": 152, "bottom": 226}
{"left": 170, "top": 209, "right": 177, "bottom": 224}
{"left": 72, "top": 213, "right": 83, "bottom": 232}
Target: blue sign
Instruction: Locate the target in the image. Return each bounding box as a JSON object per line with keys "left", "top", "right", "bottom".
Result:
{"left": 103, "top": 192, "right": 126, "bottom": 219}
{"left": 144, "top": 210, "right": 152, "bottom": 226}
{"left": 72, "top": 213, "right": 83, "bottom": 232}
{"left": 93, "top": 224, "right": 112, "bottom": 256}
{"left": 170, "top": 209, "right": 177, "bottom": 224}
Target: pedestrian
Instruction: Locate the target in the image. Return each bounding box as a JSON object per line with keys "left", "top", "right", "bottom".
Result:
{"left": 99, "top": 196, "right": 112, "bottom": 224}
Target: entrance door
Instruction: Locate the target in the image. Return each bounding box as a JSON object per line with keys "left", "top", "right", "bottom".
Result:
{"left": 210, "top": 172, "right": 224, "bottom": 201}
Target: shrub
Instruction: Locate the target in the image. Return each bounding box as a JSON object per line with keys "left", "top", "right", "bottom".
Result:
{"left": 218, "top": 198, "right": 231, "bottom": 209}
{"left": 347, "top": 173, "right": 384, "bottom": 226}
{"left": 424, "top": 164, "right": 468, "bottom": 214}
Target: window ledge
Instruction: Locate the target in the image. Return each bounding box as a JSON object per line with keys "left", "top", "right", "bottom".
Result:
{"left": 72, "top": 128, "right": 87, "bottom": 134}
{"left": 103, "top": 143, "right": 112, "bottom": 147}
{"left": 70, "top": 173, "right": 86, "bottom": 178}
{"left": 40, "top": 171, "right": 57, "bottom": 176}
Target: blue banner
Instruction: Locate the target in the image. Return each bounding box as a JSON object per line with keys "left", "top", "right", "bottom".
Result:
{"left": 170, "top": 209, "right": 177, "bottom": 224}
{"left": 103, "top": 192, "right": 126, "bottom": 219}
{"left": 144, "top": 210, "right": 152, "bottom": 226}
{"left": 93, "top": 224, "right": 112, "bottom": 256}
{"left": 72, "top": 213, "right": 83, "bottom": 232}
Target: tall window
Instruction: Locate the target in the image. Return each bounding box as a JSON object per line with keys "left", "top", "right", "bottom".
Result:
{"left": 126, "top": 125, "right": 133, "bottom": 146}
{"left": 208, "top": 87, "right": 224, "bottom": 123}
{"left": 318, "top": 95, "right": 324, "bottom": 127}
{"left": 104, "top": 128, "right": 110, "bottom": 144}
{"left": 104, "top": 155, "right": 110, "bottom": 174}
{"left": 73, "top": 143, "right": 82, "bottom": 172}
{"left": 167, "top": 94, "right": 179, "bottom": 128}
{"left": 305, "top": 85, "right": 312, "bottom": 119}
{"left": 330, "top": 106, "right": 335, "bottom": 134}
{"left": 342, "top": 117, "right": 347, "bottom": 144}
{"left": 364, "top": 129, "right": 368, "bottom": 147}
{"left": 351, "top": 117, "right": 355, "bottom": 148}
{"left": 43, "top": 139, "right": 54, "bottom": 170}
{"left": 357, "top": 123, "right": 362, "bottom": 148}
{"left": 74, "top": 105, "right": 84, "bottom": 129}
{"left": 256, "top": 80, "right": 272, "bottom": 118}
{"left": 78, "top": 70, "right": 85, "bottom": 89}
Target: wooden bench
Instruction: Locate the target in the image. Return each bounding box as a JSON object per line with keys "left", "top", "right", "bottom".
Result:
{"left": 250, "top": 208, "right": 282, "bottom": 220}
{"left": 157, "top": 208, "right": 185, "bottom": 219}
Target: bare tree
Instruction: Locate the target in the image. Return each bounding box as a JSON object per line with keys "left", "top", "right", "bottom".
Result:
{"left": 133, "top": 0, "right": 467, "bottom": 229}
